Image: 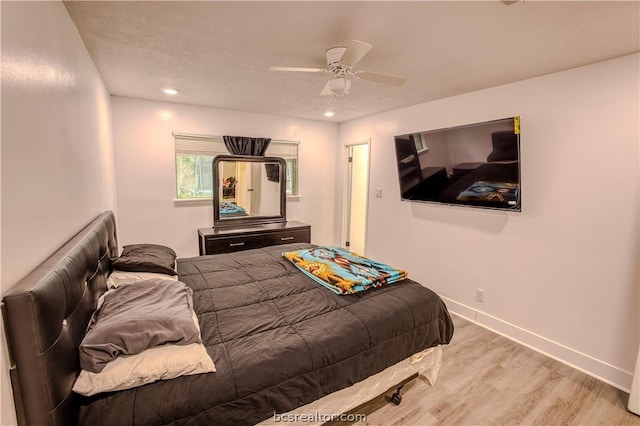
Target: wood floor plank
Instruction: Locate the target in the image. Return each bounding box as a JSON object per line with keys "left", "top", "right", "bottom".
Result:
{"left": 341, "top": 314, "right": 639, "bottom": 426}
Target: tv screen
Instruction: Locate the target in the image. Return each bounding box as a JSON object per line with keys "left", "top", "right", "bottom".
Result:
{"left": 394, "top": 116, "right": 521, "bottom": 211}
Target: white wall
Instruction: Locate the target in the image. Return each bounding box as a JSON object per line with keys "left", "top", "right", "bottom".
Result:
{"left": 111, "top": 97, "right": 339, "bottom": 257}
{"left": 445, "top": 120, "right": 513, "bottom": 165}
{"left": 0, "top": 4, "right": 636, "bottom": 422}
{"left": 257, "top": 166, "right": 281, "bottom": 216}
{"left": 338, "top": 54, "right": 640, "bottom": 391}
{"left": 0, "top": 1, "right": 117, "bottom": 424}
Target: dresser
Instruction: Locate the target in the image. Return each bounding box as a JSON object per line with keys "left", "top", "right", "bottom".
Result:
{"left": 198, "top": 221, "right": 311, "bottom": 255}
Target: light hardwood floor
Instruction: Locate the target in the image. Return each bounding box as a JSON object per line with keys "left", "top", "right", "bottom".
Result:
{"left": 343, "top": 314, "right": 639, "bottom": 426}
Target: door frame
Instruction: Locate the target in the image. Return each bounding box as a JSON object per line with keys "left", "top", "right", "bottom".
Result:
{"left": 342, "top": 139, "right": 371, "bottom": 255}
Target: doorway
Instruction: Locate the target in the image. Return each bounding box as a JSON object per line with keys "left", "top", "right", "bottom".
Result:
{"left": 343, "top": 141, "right": 370, "bottom": 255}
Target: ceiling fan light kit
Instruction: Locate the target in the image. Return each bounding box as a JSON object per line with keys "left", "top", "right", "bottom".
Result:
{"left": 322, "top": 77, "right": 351, "bottom": 97}
{"left": 270, "top": 39, "right": 407, "bottom": 98}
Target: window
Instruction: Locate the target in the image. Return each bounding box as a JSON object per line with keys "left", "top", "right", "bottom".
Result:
{"left": 265, "top": 141, "right": 298, "bottom": 196}
{"left": 174, "top": 133, "right": 299, "bottom": 200}
{"left": 413, "top": 133, "right": 427, "bottom": 153}
{"left": 285, "top": 159, "right": 297, "bottom": 196}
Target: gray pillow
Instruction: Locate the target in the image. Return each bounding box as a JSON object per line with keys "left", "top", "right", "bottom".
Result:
{"left": 79, "top": 278, "right": 200, "bottom": 373}
{"left": 112, "top": 243, "right": 177, "bottom": 275}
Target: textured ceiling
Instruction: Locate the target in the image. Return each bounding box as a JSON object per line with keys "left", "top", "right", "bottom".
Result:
{"left": 64, "top": 1, "right": 640, "bottom": 123}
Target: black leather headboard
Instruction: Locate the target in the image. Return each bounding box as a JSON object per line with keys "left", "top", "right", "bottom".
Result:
{"left": 2, "top": 211, "right": 118, "bottom": 426}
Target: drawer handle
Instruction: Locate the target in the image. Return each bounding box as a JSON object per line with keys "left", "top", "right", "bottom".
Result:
{"left": 280, "top": 236, "right": 294, "bottom": 241}
{"left": 229, "top": 242, "right": 245, "bottom": 247}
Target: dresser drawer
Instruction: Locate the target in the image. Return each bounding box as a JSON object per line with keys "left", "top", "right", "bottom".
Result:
{"left": 202, "top": 226, "right": 311, "bottom": 255}
{"left": 265, "top": 229, "right": 310, "bottom": 246}
{"left": 205, "top": 234, "right": 268, "bottom": 254}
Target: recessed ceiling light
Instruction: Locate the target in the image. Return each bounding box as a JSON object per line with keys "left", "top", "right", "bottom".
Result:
{"left": 324, "top": 111, "right": 335, "bottom": 118}
{"left": 162, "top": 88, "right": 179, "bottom": 95}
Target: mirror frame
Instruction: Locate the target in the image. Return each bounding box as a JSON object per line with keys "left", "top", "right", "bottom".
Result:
{"left": 213, "top": 154, "right": 287, "bottom": 228}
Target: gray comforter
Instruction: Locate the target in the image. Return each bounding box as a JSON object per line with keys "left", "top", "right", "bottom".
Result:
{"left": 79, "top": 243, "right": 454, "bottom": 425}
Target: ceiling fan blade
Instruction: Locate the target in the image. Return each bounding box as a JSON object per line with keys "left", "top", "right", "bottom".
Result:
{"left": 269, "top": 66, "right": 328, "bottom": 73}
{"left": 356, "top": 71, "right": 407, "bottom": 87}
{"left": 339, "top": 40, "right": 372, "bottom": 67}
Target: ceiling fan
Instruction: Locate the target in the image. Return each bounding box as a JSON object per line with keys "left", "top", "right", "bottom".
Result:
{"left": 269, "top": 40, "right": 407, "bottom": 97}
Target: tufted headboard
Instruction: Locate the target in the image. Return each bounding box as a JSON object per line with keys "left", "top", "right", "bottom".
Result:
{"left": 2, "top": 211, "right": 118, "bottom": 426}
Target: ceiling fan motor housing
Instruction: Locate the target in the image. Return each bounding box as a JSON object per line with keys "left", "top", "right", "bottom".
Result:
{"left": 270, "top": 40, "right": 405, "bottom": 97}
{"left": 326, "top": 47, "right": 349, "bottom": 76}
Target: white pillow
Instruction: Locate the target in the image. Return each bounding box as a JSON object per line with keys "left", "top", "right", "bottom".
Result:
{"left": 107, "top": 270, "right": 178, "bottom": 289}
{"left": 76, "top": 280, "right": 214, "bottom": 396}
{"left": 73, "top": 342, "right": 215, "bottom": 396}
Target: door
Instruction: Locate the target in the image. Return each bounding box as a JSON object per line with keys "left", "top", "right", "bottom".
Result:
{"left": 344, "top": 142, "right": 370, "bottom": 254}
{"left": 235, "top": 162, "right": 254, "bottom": 214}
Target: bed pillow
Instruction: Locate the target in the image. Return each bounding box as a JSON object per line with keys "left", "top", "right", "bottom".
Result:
{"left": 79, "top": 279, "right": 200, "bottom": 373}
{"left": 107, "top": 270, "right": 178, "bottom": 289}
{"left": 73, "top": 307, "right": 215, "bottom": 396}
{"left": 112, "top": 243, "right": 177, "bottom": 276}
{"left": 73, "top": 342, "right": 215, "bottom": 396}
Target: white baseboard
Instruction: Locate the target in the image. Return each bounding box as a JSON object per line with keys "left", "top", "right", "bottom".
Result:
{"left": 440, "top": 296, "right": 634, "bottom": 393}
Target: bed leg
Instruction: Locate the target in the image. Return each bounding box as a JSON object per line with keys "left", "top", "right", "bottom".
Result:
{"left": 389, "top": 385, "right": 404, "bottom": 405}
{"left": 385, "top": 371, "right": 419, "bottom": 406}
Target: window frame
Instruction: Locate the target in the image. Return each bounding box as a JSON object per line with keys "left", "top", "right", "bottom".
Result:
{"left": 413, "top": 133, "right": 428, "bottom": 153}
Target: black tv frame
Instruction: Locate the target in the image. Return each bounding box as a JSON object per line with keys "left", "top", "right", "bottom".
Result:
{"left": 393, "top": 116, "right": 521, "bottom": 212}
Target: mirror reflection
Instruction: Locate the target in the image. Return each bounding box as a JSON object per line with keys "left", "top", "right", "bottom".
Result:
{"left": 213, "top": 155, "right": 286, "bottom": 227}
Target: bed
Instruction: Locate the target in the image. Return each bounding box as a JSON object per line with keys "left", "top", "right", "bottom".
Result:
{"left": 2, "top": 211, "right": 454, "bottom": 425}
{"left": 439, "top": 161, "right": 520, "bottom": 208}
{"left": 219, "top": 201, "right": 248, "bottom": 217}
{"left": 439, "top": 130, "right": 520, "bottom": 209}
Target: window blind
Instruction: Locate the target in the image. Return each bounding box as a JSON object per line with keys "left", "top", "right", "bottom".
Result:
{"left": 174, "top": 133, "right": 227, "bottom": 156}
{"left": 174, "top": 132, "right": 298, "bottom": 158}
{"left": 266, "top": 141, "right": 298, "bottom": 159}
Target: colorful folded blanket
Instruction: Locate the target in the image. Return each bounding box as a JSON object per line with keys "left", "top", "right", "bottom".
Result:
{"left": 220, "top": 201, "right": 247, "bottom": 216}
{"left": 456, "top": 181, "right": 519, "bottom": 204}
{"left": 283, "top": 246, "right": 407, "bottom": 295}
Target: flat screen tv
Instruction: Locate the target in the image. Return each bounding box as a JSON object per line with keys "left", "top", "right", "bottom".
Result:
{"left": 393, "top": 116, "right": 521, "bottom": 211}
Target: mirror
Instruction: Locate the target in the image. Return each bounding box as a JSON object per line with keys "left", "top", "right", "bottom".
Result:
{"left": 213, "top": 155, "right": 286, "bottom": 227}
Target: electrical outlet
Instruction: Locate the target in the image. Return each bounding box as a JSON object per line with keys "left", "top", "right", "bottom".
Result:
{"left": 375, "top": 188, "right": 383, "bottom": 198}
{"left": 475, "top": 289, "right": 485, "bottom": 303}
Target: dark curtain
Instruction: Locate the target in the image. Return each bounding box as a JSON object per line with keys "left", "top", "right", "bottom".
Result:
{"left": 223, "top": 136, "right": 271, "bottom": 156}
{"left": 252, "top": 138, "right": 271, "bottom": 156}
